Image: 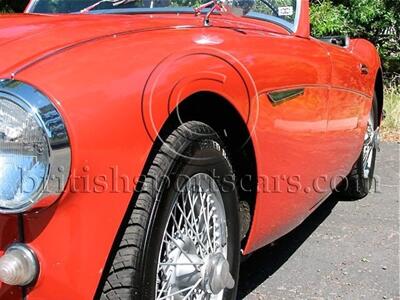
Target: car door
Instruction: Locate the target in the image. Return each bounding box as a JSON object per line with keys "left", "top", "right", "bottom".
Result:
{"left": 241, "top": 32, "right": 333, "bottom": 250}
{"left": 324, "top": 44, "right": 371, "bottom": 181}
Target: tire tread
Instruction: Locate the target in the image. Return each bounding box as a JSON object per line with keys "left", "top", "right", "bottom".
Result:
{"left": 100, "top": 121, "right": 218, "bottom": 299}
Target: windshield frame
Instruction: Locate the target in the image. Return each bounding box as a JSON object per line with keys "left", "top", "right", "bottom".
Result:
{"left": 25, "top": 0, "right": 301, "bottom": 33}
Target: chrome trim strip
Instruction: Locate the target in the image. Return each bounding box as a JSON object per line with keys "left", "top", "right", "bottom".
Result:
{"left": 0, "top": 80, "right": 71, "bottom": 214}
{"left": 25, "top": 0, "right": 37, "bottom": 13}
{"left": 267, "top": 87, "right": 305, "bottom": 105}
{"left": 293, "top": 0, "right": 302, "bottom": 33}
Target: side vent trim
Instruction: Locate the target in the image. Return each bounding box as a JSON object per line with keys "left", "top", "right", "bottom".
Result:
{"left": 267, "top": 88, "right": 305, "bottom": 105}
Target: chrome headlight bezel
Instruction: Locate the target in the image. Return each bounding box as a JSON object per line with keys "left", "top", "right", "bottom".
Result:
{"left": 0, "top": 79, "right": 71, "bottom": 214}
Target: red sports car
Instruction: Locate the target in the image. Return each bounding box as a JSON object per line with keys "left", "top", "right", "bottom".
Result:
{"left": 0, "top": 0, "right": 382, "bottom": 299}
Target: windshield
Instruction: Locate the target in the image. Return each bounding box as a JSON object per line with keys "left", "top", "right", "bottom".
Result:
{"left": 26, "top": 0, "right": 300, "bottom": 31}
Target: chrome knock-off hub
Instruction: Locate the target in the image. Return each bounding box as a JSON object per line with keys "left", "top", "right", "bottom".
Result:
{"left": 202, "top": 253, "right": 235, "bottom": 295}
{"left": 156, "top": 173, "right": 233, "bottom": 299}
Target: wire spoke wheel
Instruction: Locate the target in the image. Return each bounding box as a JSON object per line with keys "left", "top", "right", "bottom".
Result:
{"left": 100, "top": 122, "right": 240, "bottom": 300}
{"left": 362, "top": 108, "right": 379, "bottom": 179}
{"left": 155, "top": 173, "right": 234, "bottom": 300}
{"left": 339, "top": 95, "right": 380, "bottom": 200}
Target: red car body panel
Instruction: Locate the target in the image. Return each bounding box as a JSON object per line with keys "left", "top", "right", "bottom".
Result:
{"left": 0, "top": 1, "right": 381, "bottom": 299}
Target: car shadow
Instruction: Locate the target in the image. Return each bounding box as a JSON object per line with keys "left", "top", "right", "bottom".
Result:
{"left": 237, "top": 194, "right": 342, "bottom": 299}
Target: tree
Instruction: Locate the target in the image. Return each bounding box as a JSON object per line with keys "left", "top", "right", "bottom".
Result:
{"left": 310, "top": 0, "right": 399, "bottom": 77}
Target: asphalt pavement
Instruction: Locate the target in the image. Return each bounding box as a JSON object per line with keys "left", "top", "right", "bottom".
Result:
{"left": 238, "top": 142, "right": 400, "bottom": 300}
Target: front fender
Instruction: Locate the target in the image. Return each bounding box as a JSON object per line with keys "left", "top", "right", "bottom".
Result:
{"left": 13, "top": 29, "right": 256, "bottom": 300}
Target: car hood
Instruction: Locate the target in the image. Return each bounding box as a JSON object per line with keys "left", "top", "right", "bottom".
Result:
{"left": 0, "top": 13, "right": 283, "bottom": 77}
{"left": 0, "top": 13, "right": 205, "bottom": 77}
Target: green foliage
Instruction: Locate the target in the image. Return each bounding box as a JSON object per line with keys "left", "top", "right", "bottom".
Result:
{"left": 310, "top": 0, "right": 399, "bottom": 77}
{"left": 310, "top": 1, "right": 347, "bottom": 37}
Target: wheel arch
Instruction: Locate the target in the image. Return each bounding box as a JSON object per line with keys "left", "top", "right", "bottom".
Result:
{"left": 94, "top": 91, "right": 258, "bottom": 299}
{"left": 158, "top": 91, "right": 258, "bottom": 246}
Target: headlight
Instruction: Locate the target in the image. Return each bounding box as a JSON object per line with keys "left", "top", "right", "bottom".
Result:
{"left": 0, "top": 80, "right": 71, "bottom": 214}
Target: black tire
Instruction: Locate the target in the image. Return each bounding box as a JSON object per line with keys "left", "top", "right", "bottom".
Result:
{"left": 339, "top": 95, "right": 379, "bottom": 200}
{"left": 100, "top": 121, "right": 240, "bottom": 300}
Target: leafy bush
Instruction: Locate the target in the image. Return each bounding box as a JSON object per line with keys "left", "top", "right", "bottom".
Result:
{"left": 310, "top": 1, "right": 348, "bottom": 37}
{"left": 310, "top": 0, "right": 399, "bottom": 78}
